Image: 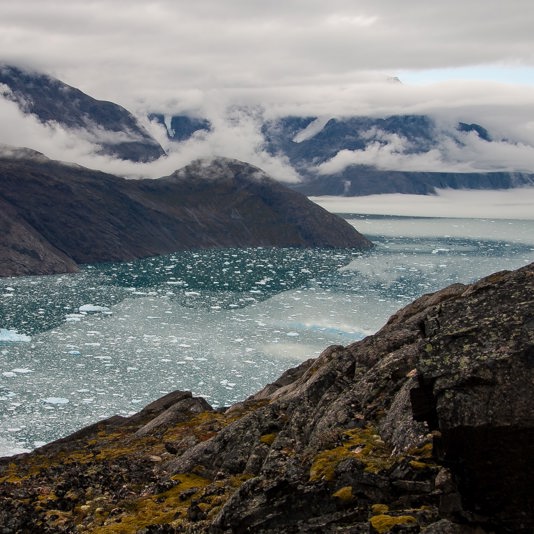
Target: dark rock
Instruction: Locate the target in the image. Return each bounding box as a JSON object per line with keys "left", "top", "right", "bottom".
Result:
{"left": 0, "top": 196, "right": 79, "bottom": 277}
{"left": 0, "top": 153, "right": 372, "bottom": 277}
{"left": 135, "top": 396, "right": 213, "bottom": 437}
{"left": 149, "top": 113, "right": 212, "bottom": 141}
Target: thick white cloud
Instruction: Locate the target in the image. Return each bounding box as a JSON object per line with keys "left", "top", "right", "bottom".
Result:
{"left": 1, "top": 1, "right": 534, "bottom": 178}
{"left": 1, "top": 1, "right": 533, "bottom": 108}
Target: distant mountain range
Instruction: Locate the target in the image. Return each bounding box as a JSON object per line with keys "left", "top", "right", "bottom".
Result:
{"left": 150, "top": 111, "right": 534, "bottom": 195}
{"left": 0, "top": 152, "right": 371, "bottom": 277}
{"left": 2, "top": 64, "right": 534, "bottom": 195}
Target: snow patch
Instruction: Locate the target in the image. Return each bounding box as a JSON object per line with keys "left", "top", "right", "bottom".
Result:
{"left": 293, "top": 117, "right": 330, "bottom": 143}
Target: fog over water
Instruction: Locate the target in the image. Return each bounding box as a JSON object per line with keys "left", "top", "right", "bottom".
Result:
{"left": 1, "top": 203, "right": 534, "bottom": 456}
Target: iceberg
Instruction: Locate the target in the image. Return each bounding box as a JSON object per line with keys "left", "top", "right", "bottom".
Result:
{"left": 0, "top": 328, "right": 31, "bottom": 343}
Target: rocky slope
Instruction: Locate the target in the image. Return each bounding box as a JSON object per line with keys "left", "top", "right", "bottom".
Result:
{"left": 0, "top": 64, "right": 165, "bottom": 162}
{"left": 1, "top": 262, "right": 532, "bottom": 532}
{"left": 0, "top": 152, "right": 371, "bottom": 277}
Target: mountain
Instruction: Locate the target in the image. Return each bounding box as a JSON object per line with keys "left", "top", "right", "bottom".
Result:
{"left": 0, "top": 64, "right": 165, "bottom": 162}
{"left": 261, "top": 114, "right": 534, "bottom": 195}
{"left": 0, "top": 151, "right": 371, "bottom": 277}
{"left": 262, "top": 114, "right": 439, "bottom": 169}
{"left": 152, "top": 111, "right": 534, "bottom": 195}
{"left": 1, "top": 262, "right": 532, "bottom": 532}
{"left": 148, "top": 113, "right": 212, "bottom": 141}
{"left": 291, "top": 166, "right": 534, "bottom": 196}
{"left": 3, "top": 65, "right": 532, "bottom": 194}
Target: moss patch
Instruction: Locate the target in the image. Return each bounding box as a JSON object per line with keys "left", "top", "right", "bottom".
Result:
{"left": 309, "top": 426, "right": 394, "bottom": 483}
{"left": 259, "top": 433, "right": 277, "bottom": 446}
{"left": 91, "top": 473, "right": 210, "bottom": 533}
{"left": 370, "top": 513, "right": 417, "bottom": 533}
{"left": 332, "top": 485, "right": 353, "bottom": 502}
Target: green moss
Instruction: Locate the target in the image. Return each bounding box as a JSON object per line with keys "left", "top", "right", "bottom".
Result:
{"left": 409, "top": 460, "right": 430, "bottom": 470}
{"left": 309, "top": 427, "right": 394, "bottom": 483}
{"left": 332, "top": 485, "right": 353, "bottom": 502}
{"left": 371, "top": 503, "right": 390, "bottom": 514}
{"left": 259, "top": 433, "right": 277, "bottom": 446}
{"left": 408, "top": 442, "right": 433, "bottom": 458}
{"left": 0, "top": 462, "right": 24, "bottom": 484}
{"left": 92, "top": 473, "right": 210, "bottom": 533}
{"left": 370, "top": 514, "right": 417, "bottom": 533}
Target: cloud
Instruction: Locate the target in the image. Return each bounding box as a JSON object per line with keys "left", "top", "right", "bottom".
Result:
{"left": 0, "top": 1, "right": 534, "bottom": 179}
{"left": 0, "top": 1, "right": 533, "bottom": 112}
{"left": 315, "top": 122, "right": 534, "bottom": 174}
{"left": 312, "top": 188, "right": 534, "bottom": 222}
{"left": 0, "top": 96, "right": 302, "bottom": 181}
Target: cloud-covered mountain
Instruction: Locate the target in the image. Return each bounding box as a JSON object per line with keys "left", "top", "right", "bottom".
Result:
{"left": 0, "top": 64, "right": 165, "bottom": 162}
{"left": 2, "top": 65, "right": 534, "bottom": 195}
{"left": 148, "top": 110, "right": 534, "bottom": 195}
{"left": 0, "top": 151, "right": 371, "bottom": 277}
{"left": 260, "top": 114, "right": 534, "bottom": 195}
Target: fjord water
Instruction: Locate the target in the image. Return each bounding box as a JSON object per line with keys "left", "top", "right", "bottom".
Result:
{"left": 2, "top": 215, "right": 534, "bottom": 456}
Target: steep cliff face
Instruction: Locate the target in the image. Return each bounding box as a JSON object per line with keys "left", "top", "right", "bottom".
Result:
{"left": 0, "top": 263, "right": 532, "bottom": 533}
{"left": 0, "top": 153, "right": 371, "bottom": 277}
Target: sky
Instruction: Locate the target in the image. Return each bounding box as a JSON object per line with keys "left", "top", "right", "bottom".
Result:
{"left": 1, "top": 0, "right": 534, "bottom": 179}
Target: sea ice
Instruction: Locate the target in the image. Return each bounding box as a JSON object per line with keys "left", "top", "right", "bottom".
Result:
{"left": 0, "top": 329, "right": 31, "bottom": 343}
{"left": 42, "top": 397, "right": 69, "bottom": 405}
{"left": 79, "top": 304, "right": 111, "bottom": 313}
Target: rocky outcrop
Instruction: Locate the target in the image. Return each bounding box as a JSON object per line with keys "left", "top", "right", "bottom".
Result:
{"left": 1, "top": 263, "right": 532, "bottom": 532}
{"left": 0, "top": 153, "right": 371, "bottom": 277}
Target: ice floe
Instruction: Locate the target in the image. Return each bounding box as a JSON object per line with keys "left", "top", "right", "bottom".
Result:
{"left": 0, "top": 328, "right": 31, "bottom": 343}
{"left": 79, "top": 304, "right": 112, "bottom": 314}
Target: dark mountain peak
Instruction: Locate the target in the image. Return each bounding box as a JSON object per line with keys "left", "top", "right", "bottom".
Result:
{"left": 457, "top": 121, "right": 492, "bottom": 141}
{"left": 0, "top": 143, "right": 49, "bottom": 162}
{"left": 0, "top": 153, "right": 371, "bottom": 277}
{"left": 149, "top": 113, "right": 212, "bottom": 141}
{"left": 168, "top": 157, "right": 270, "bottom": 184}
{"left": 0, "top": 64, "right": 165, "bottom": 162}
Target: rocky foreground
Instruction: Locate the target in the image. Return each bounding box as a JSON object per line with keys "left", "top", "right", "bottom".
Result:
{"left": 1, "top": 263, "right": 533, "bottom": 533}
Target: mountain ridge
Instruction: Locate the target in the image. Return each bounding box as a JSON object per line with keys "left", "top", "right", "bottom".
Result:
{"left": 0, "top": 152, "right": 372, "bottom": 277}
{"left": 3, "top": 65, "right": 534, "bottom": 194}
{"left": 0, "top": 64, "right": 165, "bottom": 162}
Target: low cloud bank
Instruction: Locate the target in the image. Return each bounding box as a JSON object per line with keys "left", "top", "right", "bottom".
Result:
{"left": 3, "top": 77, "right": 534, "bottom": 181}
{"left": 0, "top": 98, "right": 300, "bottom": 181}
{"left": 311, "top": 188, "right": 534, "bottom": 220}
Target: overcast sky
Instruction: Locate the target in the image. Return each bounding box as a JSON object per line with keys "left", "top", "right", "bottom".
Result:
{"left": 1, "top": 1, "right": 534, "bottom": 178}
{"left": 1, "top": 1, "right": 533, "bottom": 110}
